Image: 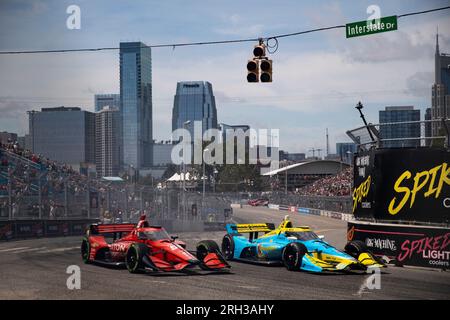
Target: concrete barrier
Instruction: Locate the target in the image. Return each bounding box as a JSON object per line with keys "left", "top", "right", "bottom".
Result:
{"left": 268, "top": 202, "right": 352, "bottom": 222}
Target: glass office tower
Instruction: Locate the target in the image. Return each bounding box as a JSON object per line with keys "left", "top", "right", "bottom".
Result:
{"left": 120, "top": 42, "right": 152, "bottom": 169}
{"left": 172, "top": 81, "right": 218, "bottom": 139}
{"left": 28, "top": 107, "right": 95, "bottom": 169}
{"left": 379, "top": 106, "right": 420, "bottom": 148}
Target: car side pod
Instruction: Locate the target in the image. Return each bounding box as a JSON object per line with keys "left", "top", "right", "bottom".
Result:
{"left": 298, "top": 254, "right": 336, "bottom": 273}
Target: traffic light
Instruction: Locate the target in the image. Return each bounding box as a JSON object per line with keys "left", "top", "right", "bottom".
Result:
{"left": 253, "top": 44, "right": 265, "bottom": 58}
{"left": 260, "top": 59, "right": 272, "bottom": 82}
{"left": 247, "top": 41, "right": 273, "bottom": 83}
{"left": 247, "top": 59, "right": 259, "bottom": 83}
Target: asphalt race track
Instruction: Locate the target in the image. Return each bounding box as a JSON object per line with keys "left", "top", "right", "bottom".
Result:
{"left": 0, "top": 206, "right": 449, "bottom": 300}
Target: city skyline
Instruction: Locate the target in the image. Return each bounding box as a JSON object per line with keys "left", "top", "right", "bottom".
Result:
{"left": 0, "top": 0, "right": 449, "bottom": 154}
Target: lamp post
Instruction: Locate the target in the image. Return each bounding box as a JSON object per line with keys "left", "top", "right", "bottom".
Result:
{"left": 213, "top": 167, "right": 218, "bottom": 193}
{"left": 182, "top": 120, "right": 191, "bottom": 219}
{"left": 346, "top": 150, "right": 352, "bottom": 165}
{"left": 202, "top": 148, "right": 209, "bottom": 202}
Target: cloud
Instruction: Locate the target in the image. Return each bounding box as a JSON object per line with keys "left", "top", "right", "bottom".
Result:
{"left": 342, "top": 15, "right": 450, "bottom": 63}
{"left": 405, "top": 71, "right": 433, "bottom": 97}
{"left": 0, "top": 1, "right": 445, "bottom": 153}
{"left": 0, "top": 98, "right": 31, "bottom": 135}
{"left": 214, "top": 13, "right": 264, "bottom": 37}
{"left": 0, "top": 0, "right": 48, "bottom": 15}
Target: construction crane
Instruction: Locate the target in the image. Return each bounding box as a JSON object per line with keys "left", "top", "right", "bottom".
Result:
{"left": 309, "top": 148, "right": 323, "bottom": 159}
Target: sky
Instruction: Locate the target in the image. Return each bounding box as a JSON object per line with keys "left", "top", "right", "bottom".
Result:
{"left": 0, "top": 0, "right": 449, "bottom": 155}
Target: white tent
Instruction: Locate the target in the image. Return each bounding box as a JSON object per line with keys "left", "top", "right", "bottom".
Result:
{"left": 166, "top": 172, "right": 198, "bottom": 182}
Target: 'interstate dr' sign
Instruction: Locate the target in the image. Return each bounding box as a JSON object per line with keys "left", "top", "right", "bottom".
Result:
{"left": 346, "top": 15, "right": 397, "bottom": 38}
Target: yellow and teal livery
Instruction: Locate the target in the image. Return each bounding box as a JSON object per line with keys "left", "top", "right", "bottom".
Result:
{"left": 222, "top": 216, "right": 386, "bottom": 273}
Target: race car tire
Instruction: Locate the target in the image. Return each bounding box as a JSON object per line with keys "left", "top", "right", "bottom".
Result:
{"left": 282, "top": 242, "right": 307, "bottom": 271}
{"left": 221, "top": 234, "right": 235, "bottom": 260}
{"left": 126, "top": 243, "right": 149, "bottom": 273}
{"left": 196, "top": 240, "right": 221, "bottom": 261}
{"left": 344, "top": 240, "right": 368, "bottom": 259}
{"left": 81, "top": 237, "right": 91, "bottom": 264}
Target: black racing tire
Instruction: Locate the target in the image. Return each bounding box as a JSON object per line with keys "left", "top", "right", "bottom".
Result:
{"left": 125, "top": 243, "right": 149, "bottom": 273}
{"left": 282, "top": 242, "right": 307, "bottom": 271}
{"left": 344, "top": 240, "right": 368, "bottom": 259}
{"left": 221, "top": 234, "right": 235, "bottom": 260}
{"left": 81, "top": 237, "right": 90, "bottom": 264}
{"left": 196, "top": 240, "right": 221, "bottom": 261}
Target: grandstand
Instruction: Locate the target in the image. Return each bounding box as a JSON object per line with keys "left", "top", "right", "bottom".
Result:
{"left": 0, "top": 141, "right": 232, "bottom": 224}
{"left": 263, "top": 160, "right": 351, "bottom": 192}
{"left": 0, "top": 140, "right": 132, "bottom": 220}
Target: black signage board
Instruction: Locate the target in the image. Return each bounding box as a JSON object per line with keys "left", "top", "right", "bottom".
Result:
{"left": 348, "top": 221, "right": 450, "bottom": 269}
{"left": 353, "top": 148, "right": 450, "bottom": 224}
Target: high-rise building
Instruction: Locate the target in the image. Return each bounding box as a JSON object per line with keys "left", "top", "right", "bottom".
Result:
{"left": 152, "top": 141, "right": 174, "bottom": 166}
{"left": 220, "top": 123, "right": 250, "bottom": 164}
{"left": 336, "top": 142, "right": 357, "bottom": 164}
{"left": 95, "top": 107, "right": 121, "bottom": 177}
{"left": 17, "top": 134, "right": 32, "bottom": 150}
{"left": 94, "top": 94, "right": 120, "bottom": 112}
{"left": 220, "top": 123, "right": 250, "bottom": 143}
{"left": 279, "top": 150, "right": 306, "bottom": 162}
{"left": 431, "top": 32, "right": 450, "bottom": 137}
{"left": 120, "top": 42, "right": 153, "bottom": 169}
{"left": 379, "top": 106, "right": 420, "bottom": 148}
{"left": 172, "top": 81, "right": 218, "bottom": 140}
{"left": 28, "top": 107, "right": 95, "bottom": 169}
{"left": 0, "top": 132, "right": 18, "bottom": 145}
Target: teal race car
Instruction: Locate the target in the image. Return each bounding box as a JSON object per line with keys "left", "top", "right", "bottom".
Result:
{"left": 221, "top": 216, "right": 386, "bottom": 273}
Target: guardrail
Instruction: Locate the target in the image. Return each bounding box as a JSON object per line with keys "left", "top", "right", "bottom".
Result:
{"left": 0, "top": 219, "right": 99, "bottom": 241}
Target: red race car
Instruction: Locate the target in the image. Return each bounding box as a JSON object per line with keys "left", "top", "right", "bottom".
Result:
{"left": 248, "top": 198, "right": 269, "bottom": 206}
{"left": 81, "top": 216, "right": 230, "bottom": 273}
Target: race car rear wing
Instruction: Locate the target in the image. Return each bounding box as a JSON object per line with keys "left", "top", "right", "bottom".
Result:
{"left": 226, "top": 223, "right": 275, "bottom": 235}
{"left": 88, "top": 223, "right": 135, "bottom": 236}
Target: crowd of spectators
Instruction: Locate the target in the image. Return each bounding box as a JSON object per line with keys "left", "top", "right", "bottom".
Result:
{"left": 296, "top": 167, "right": 353, "bottom": 197}
{"left": 0, "top": 140, "right": 153, "bottom": 220}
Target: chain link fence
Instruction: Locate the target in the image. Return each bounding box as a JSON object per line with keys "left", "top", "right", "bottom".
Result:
{"left": 0, "top": 181, "right": 233, "bottom": 223}
{"left": 267, "top": 192, "right": 352, "bottom": 213}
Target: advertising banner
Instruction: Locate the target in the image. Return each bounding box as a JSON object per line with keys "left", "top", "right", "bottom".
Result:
{"left": 347, "top": 221, "right": 450, "bottom": 269}
{"left": 45, "top": 221, "right": 69, "bottom": 237}
{"left": 15, "top": 221, "right": 44, "bottom": 238}
{"left": 353, "top": 148, "right": 450, "bottom": 224}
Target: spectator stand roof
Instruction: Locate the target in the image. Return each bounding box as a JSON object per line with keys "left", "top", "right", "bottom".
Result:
{"left": 101, "top": 176, "right": 125, "bottom": 182}
{"left": 262, "top": 160, "right": 350, "bottom": 177}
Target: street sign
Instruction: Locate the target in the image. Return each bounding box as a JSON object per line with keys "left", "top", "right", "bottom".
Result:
{"left": 346, "top": 15, "right": 397, "bottom": 38}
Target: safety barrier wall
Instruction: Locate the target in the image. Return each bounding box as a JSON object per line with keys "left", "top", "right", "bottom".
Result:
{"left": 0, "top": 219, "right": 98, "bottom": 241}
{"left": 266, "top": 203, "right": 353, "bottom": 222}
{"left": 347, "top": 220, "right": 450, "bottom": 269}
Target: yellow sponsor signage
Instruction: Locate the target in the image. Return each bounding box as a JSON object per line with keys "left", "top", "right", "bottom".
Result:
{"left": 388, "top": 162, "right": 450, "bottom": 215}
{"left": 352, "top": 176, "right": 371, "bottom": 213}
